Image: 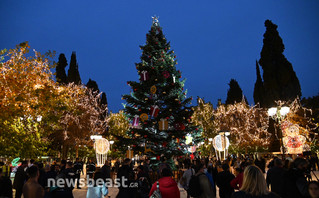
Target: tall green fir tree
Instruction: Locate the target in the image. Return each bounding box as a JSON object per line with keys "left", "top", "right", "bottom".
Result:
{"left": 258, "top": 20, "right": 301, "bottom": 107}
{"left": 121, "top": 17, "right": 200, "bottom": 162}
{"left": 67, "top": 52, "right": 81, "bottom": 84}
{"left": 56, "top": 53, "right": 68, "bottom": 84}
{"left": 225, "top": 79, "right": 247, "bottom": 105}
{"left": 253, "top": 60, "right": 265, "bottom": 106}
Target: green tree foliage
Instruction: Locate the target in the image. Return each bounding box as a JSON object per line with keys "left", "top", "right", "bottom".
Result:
{"left": 67, "top": 52, "right": 81, "bottom": 84}
{"left": 56, "top": 53, "right": 68, "bottom": 84}
{"left": 225, "top": 79, "right": 247, "bottom": 105}
{"left": 121, "top": 17, "right": 200, "bottom": 160}
{"left": 257, "top": 20, "right": 301, "bottom": 107}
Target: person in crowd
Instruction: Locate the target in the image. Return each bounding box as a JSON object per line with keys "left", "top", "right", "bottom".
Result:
{"left": 13, "top": 160, "right": 28, "bottom": 198}
{"left": 114, "top": 159, "right": 121, "bottom": 173}
{"left": 194, "top": 163, "right": 215, "bottom": 198}
{"left": 22, "top": 165, "right": 45, "bottom": 198}
{"left": 116, "top": 158, "right": 137, "bottom": 198}
{"left": 29, "top": 159, "right": 35, "bottom": 167}
{"left": 1, "top": 161, "right": 11, "bottom": 178}
{"left": 60, "top": 160, "right": 67, "bottom": 173}
{"left": 309, "top": 181, "right": 319, "bottom": 198}
{"left": 230, "top": 167, "right": 244, "bottom": 190}
{"left": 255, "top": 155, "right": 266, "bottom": 173}
{"left": 62, "top": 161, "right": 76, "bottom": 194}
{"left": 0, "top": 167, "right": 13, "bottom": 198}
{"left": 136, "top": 165, "right": 150, "bottom": 198}
{"left": 216, "top": 163, "right": 235, "bottom": 198}
{"left": 86, "top": 159, "right": 96, "bottom": 179}
{"left": 283, "top": 157, "right": 309, "bottom": 198}
{"left": 149, "top": 167, "right": 180, "bottom": 198}
{"left": 232, "top": 165, "right": 279, "bottom": 198}
{"left": 45, "top": 165, "right": 58, "bottom": 188}
{"left": 101, "top": 160, "right": 111, "bottom": 181}
{"left": 86, "top": 170, "right": 108, "bottom": 198}
{"left": 37, "top": 162, "right": 46, "bottom": 188}
{"left": 180, "top": 162, "right": 195, "bottom": 198}
{"left": 266, "top": 158, "right": 286, "bottom": 197}
{"left": 74, "top": 158, "right": 83, "bottom": 189}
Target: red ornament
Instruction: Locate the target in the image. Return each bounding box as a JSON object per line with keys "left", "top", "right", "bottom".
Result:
{"left": 156, "top": 156, "right": 160, "bottom": 160}
{"left": 144, "top": 135, "right": 147, "bottom": 138}
{"left": 138, "top": 109, "right": 141, "bottom": 111}
{"left": 150, "top": 105, "right": 159, "bottom": 118}
{"left": 162, "top": 71, "right": 170, "bottom": 78}
{"left": 152, "top": 67, "right": 155, "bottom": 69}
{"left": 131, "top": 131, "right": 134, "bottom": 134}
{"left": 162, "top": 142, "right": 167, "bottom": 147}
{"left": 156, "top": 42, "right": 158, "bottom": 44}
{"left": 174, "top": 122, "right": 185, "bottom": 130}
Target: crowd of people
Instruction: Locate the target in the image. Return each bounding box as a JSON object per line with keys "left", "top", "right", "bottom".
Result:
{"left": 0, "top": 154, "right": 319, "bottom": 198}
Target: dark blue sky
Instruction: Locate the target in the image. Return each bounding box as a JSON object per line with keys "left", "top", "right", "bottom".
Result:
{"left": 1, "top": 0, "right": 318, "bottom": 111}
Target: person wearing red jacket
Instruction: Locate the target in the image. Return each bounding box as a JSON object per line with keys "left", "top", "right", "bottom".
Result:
{"left": 149, "top": 167, "right": 180, "bottom": 198}
{"left": 230, "top": 167, "right": 244, "bottom": 190}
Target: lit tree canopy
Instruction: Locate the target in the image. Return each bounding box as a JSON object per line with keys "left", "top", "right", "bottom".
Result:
{"left": 213, "top": 102, "right": 271, "bottom": 152}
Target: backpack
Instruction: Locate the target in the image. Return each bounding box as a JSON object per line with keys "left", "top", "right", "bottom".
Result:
{"left": 187, "top": 173, "right": 203, "bottom": 197}
{"left": 150, "top": 181, "right": 162, "bottom": 198}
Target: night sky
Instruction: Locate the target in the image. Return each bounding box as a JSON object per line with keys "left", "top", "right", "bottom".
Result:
{"left": 1, "top": 0, "right": 318, "bottom": 111}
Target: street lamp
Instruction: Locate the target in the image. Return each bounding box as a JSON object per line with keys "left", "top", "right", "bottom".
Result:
{"left": 268, "top": 106, "right": 290, "bottom": 155}
{"left": 109, "top": 140, "right": 114, "bottom": 150}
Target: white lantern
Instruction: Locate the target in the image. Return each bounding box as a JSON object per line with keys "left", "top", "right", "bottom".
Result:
{"left": 94, "top": 138, "right": 110, "bottom": 167}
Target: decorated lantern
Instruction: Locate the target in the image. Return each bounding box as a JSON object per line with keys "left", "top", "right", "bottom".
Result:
{"left": 213, "top": 134, "right": 230, "bottom": 160}
{"left": 94, "top": 138, "right": 110, "bottom": 167}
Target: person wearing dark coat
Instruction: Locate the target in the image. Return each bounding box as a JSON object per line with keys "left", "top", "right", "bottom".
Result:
{"left": 116, "top": 158, "right": 137, "bottom": 198}
{"left": 216, "top": 163, "right": 235, "bottom": 198}
{"left": 266, "top": 158, "right": 286, "bottom": 197}
{"left": 232, "top": 165, "right": 280, "bottom": 198}
{"left": 61, "top": 161, "right": 76, "bottom": 196}
{"left": 86, "top": 159, "right": 96, "bottom": 179}
{"left": 73, "top": 158, "right": 83, "bottom": 189}
{"left": 101, "top": 160, "right": 111, "bottom": 180}
{"left": 13, "top": 161, "right": 28, "bottom": 198}
{"left": 0, "top": 168, "right": 13, "bottom": 198}
{"left": 283, "top": 157, "right": 309, "bottom": 198}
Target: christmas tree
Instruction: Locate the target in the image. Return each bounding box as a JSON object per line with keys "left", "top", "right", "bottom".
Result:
{"left": 121, "top": 17, "right": 199, "bottom": 162}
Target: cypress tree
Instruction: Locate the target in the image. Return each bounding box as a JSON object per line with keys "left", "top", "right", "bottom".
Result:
{"left": 259, "top": 20, "right": 301, "bottom": 107}
{"left": 55, "top": 53, "right": 68, "bottom": 84}
{"left": 86, "top": 78, "right": 100, "bottom": 93}
{"left": 101, "top": 93, "right": 107, "bottom": 106}
{"left": 225, "top": 79, "right": 248, "bottom": 105}
{"left": 67, "top": 52, "right": 81, "bottom": 84}
{"left": 253, "top": 60, "right": 265, "bottom": 106}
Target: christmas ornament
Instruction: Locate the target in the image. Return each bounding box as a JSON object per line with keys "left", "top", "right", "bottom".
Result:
{"left": 174, "top": 122, "right": 185, "bottom": 130}
{"left": 158, "top": 118, "right": 168, "bottom": 130}
{"left": 150, "top": 85, "right": 157, "bottom": 94}
{"left": 176, "top": 138, "right": 180, "bottom": 143}
{"left": 150, "top": 105, "right": 159, "bottom": 118}
{"left": 140, "top": 113, "right": 149, "bottom": 122}
{"left": 140, "top": 71, "right": 149, "bottom": 81}
{"left": 162, "top": 142, "right": 167, "bottom": 147}
{"left": 162, "top": 71, "right": 170, "bottom": 78}
{"left": 132, "top": 115, "right": 139, "bottom": 127}
{"left": 172, "top": 75, "right": 176, "bottom": 83}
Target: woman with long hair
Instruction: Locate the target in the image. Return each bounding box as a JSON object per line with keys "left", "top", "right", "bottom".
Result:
{"left": 232, "top": 165, "right": 279, "bottom": 198}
